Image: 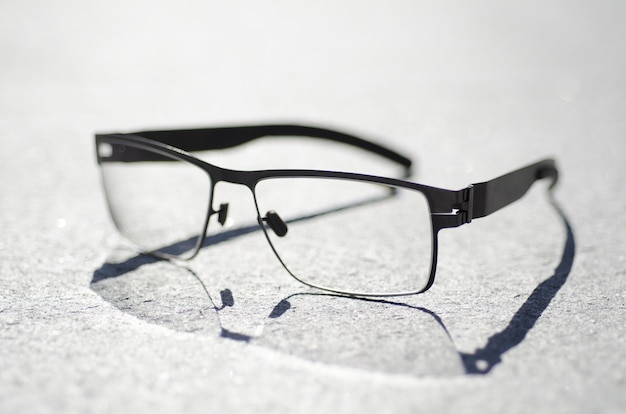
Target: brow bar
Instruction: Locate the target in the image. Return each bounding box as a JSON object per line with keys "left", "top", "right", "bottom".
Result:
{"left": 98, "top": 124, "right": 412, "bottom": 171}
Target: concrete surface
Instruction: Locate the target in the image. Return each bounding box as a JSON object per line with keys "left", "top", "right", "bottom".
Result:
{"left": 1, "top": 0, "right": 625, "bottom": 413}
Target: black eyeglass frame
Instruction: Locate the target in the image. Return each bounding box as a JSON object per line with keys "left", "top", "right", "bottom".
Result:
{"left": 95, "top": 124, "right": 558, "bottom": 297}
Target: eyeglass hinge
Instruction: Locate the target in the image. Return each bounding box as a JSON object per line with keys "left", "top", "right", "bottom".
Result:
{"left": 457, "top": 185, "right": 474, "bottom": 224}
{"left": 432, "top": 185, "right": 474, "bottom": 229}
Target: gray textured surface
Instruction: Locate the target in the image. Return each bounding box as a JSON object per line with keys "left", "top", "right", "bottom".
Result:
{"left": 1, "top": 0, "right": 625, "bottom": 413}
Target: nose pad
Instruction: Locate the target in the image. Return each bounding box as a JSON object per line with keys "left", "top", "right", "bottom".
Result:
{"left": 217, "top": 203, "right": 229, "bottom": 226}
{"left": 263, "top": 210, "right": 288, "bottom": 237}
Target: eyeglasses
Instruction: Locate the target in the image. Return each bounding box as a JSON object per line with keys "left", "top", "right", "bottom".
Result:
{"left": 95, "top": 124, "right": 558, "bottom": 297}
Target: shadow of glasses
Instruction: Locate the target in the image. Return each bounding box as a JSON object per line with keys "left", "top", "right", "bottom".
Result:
{"left": 252, "top": 292, "right": 466, "bottom": 376}
{"left": 459, "top": 194, "right": 575, "bottom": 374}
{"left": 90, "top": 190, "right": 575, "bottom": 377}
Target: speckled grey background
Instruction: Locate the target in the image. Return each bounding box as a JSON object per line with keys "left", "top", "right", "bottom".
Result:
{"left": 1, "top": 1, "right": 625, "bottom": 413}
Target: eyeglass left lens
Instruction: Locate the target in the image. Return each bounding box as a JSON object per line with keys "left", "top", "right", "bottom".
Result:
{"left": 98, "top": 141, "right": 212, "bottom": 259}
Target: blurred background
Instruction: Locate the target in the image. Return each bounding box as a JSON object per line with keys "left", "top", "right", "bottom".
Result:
{"left": 1, "top": 1, "right": 622, "bottom": 128}
{"left": 2, "top": 0, "right": 624, "bottom": 185}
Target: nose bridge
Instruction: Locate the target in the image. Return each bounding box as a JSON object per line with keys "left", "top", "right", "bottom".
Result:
{"left": 208, "top": 166, "right": 257, "bottom": 211}
{"left": 211, "top": 175, "right": 256, "bottom": 208}
{"left": 217, "top": 168, "right": 257, "bottom": 189}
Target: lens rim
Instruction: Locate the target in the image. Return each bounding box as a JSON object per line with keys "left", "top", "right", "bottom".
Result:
{"left": 252, "top": 176, "right": 438, "bottom": 297}
{"left": 98, "top": 136, "right": 215, "bottom": 260}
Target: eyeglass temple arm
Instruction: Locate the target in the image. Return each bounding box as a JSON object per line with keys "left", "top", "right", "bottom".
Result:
{"left": 127, "top": 124, "right": 412, "bottom": 174}
{"left": 470, "top": 158, "right": 558, "bottom": 220}
{"left": 437, "top": 159, "right": 558, "bottom": 229}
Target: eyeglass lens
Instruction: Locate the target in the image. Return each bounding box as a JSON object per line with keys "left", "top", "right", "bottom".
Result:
{"left": 254, "top": 177, "right": 433, "bottom": 294}
{"left": 99, "top": 142, "right": 212, "bottom": 259}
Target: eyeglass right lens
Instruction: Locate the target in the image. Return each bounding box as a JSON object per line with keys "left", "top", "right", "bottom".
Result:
{"left": 254, "top": 177, "right": 433, "bottom": 295}
{"left": 98, "top": 141, "right": 212, "bottom": 259}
